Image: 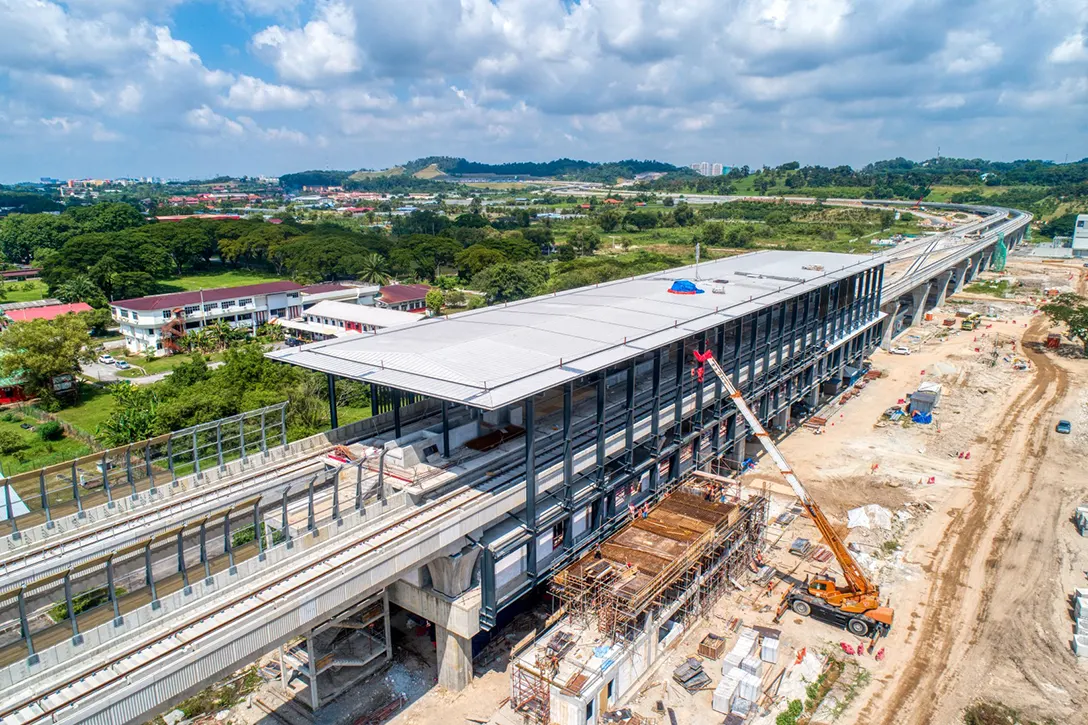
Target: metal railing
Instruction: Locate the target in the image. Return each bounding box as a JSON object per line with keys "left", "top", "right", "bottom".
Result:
{"left": 0, "top": 403, "right": 288, "bottom": 534}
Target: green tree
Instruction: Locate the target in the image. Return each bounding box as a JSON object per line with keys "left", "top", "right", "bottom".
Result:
{"left": 567, "top": 229, "right": 601, "bottom": 257}
{"left": 357, "top": 252, "right": 391, "bottom": 284}
{"left": 425, "top": 289, "right": 445, "bottom": 315}
{"left": 0, "top": 314, "right": 94, "bottom": 402}
{"left": 471, "top": 261, "right": 548, "bottom": 303}
{"left": 456, "top": 245, "right": 507, "bottom": 277}
{"left": 624, "top": 210, "right": 658, "bottom": 231}
{"left": 55, "top": 275, "right": 107, "bottom": 307}
{"left": 699, "top": 222, "right": 726, "bottom": 246}
{"left": 97, "top": 383, "right": 159, "bottom": 445}
{"left": 672, "top": 201, "right": 696, "bottom": 227}
{"left": 1041, "top": 293, "right": 1088, "bottom": 352}
{"left": 662, "top": 196, "right": 675, "bottom": 207}
{"left": 596, "top": 208, "right": 623, "bottom": 232}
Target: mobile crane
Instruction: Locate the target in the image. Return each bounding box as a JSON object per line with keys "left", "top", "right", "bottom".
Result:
{"left": 693, "top": 351, "right": 894, "bottom": 638}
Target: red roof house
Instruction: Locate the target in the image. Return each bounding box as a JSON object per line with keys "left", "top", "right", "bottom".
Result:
{"left": 3, "top": 302, "right": 92, "bottom": 323}
{"left": 376, "top": 284, "right": 431, "bottom": 311}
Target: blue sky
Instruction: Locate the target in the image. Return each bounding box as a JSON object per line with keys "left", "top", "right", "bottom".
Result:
{"left": 0, "top": 0, "right": 1085, "bottom": 182}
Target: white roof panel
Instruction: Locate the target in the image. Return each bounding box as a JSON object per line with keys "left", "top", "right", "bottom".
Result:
{"left": 268, "top": 250, "right": 882, "bottom": 409}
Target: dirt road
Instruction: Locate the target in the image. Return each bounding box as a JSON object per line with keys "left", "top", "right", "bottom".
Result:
{"left": 858, "top": 314, "right": 1088, "bottom": 724}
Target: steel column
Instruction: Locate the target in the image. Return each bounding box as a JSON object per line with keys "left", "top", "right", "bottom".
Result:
{"left": 624, "top": 361, "right": 635, "bottom": 467}
{"left": 441, "top": 401, "right": 450, "bottom": 457}
{"left": 393, "top": 389, "right": 402, "bottom": 438}
{"left": 327, "top": 374, "right": 338, "bottom": 429}
{"left": 562, "top": 382, "right": 573, "bottom": 497}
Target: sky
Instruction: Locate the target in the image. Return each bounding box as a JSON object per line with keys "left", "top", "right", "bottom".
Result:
{"left": 0, "top": 0, "right": 1085, "bottom": 182}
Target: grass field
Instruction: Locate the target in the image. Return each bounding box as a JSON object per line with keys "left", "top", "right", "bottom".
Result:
{"left": 0, "top": 279, "right": 50, "bottom": 303}
{"left": 55, "top": 385, "right": 115, "bottom": 437}
{"left": 115, "top": 352, "right": 224, "bottom": 377}
{"left": 0, "top": 413, "right": 93, "bottom": 475}
{"left": 156, "top": 268, "right": 286, "bottom": 294}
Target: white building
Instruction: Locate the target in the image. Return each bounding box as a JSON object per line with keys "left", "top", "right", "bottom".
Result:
{"left": 1073, "top": 214, "right": 1088, "bottom": 258}
{"left": 111, "top": 281, "right": 372, "bottom": 354}
{"left": 277, "top": 300, "right": 423, "bottom": 341}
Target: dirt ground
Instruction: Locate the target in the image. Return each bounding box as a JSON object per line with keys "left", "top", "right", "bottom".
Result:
{"left": 213, "top": 260, "right": 1088, "bottom": 725}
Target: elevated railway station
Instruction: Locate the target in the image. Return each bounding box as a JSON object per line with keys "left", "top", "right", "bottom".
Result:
{"left": 0, "top": 202, "right": 1031, "bottom": 724}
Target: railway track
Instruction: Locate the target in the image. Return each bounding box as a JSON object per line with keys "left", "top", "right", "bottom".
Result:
{"left": 0, "top": 468, "right": 505, "bottom": 725}
{"left": 0, "top": 447, "right": 336, "bottom": 589}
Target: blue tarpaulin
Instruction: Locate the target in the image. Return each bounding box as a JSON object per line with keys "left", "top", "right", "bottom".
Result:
{"left": 668, "top": 280, "right": 705, "bottom": 295}
{"left": 911, "top": 411, "right": 933, "bottom": 424}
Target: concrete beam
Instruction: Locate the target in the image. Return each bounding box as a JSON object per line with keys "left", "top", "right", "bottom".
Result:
{"left": 426, "top": 545, "right": 480, "bottom": 599}
{"left": 388, "top": 579, "right": 481, "bottom": 640}
{"left": 435, "top": 623, "right": 473, "bottom": 691}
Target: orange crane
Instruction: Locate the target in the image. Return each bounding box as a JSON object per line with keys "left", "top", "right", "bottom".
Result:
{"left": 694, "top": 351, "right": 894, "bottom": 638}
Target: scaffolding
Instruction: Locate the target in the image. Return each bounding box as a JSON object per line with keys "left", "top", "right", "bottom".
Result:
{"left": 551, "top": 489, "right": 768, "bottom": 645}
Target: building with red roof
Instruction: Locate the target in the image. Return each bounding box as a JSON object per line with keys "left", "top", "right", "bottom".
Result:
{"left": 375, "top": 284, "right": 431, "bottom": 312}
{"left": 2, "top": 302, "right": 92, "bottom": 323}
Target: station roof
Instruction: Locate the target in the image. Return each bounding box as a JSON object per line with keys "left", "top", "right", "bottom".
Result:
{"left": 267, "top": 250, "right": 882, "bottom": 410}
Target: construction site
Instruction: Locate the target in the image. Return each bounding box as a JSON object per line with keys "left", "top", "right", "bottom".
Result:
{"left": 12, "top": 211, "right": 1088, "bottom": 725}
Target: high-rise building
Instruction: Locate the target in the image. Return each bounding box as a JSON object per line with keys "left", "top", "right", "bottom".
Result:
{"left": 689, "top": 162, "right": 724, "bottom": 177}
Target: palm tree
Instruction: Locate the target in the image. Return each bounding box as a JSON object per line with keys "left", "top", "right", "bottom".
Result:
{"left": 55, "top": 275, "right": 105, "bottom": 305}
{"left": 357, "top": 252, "right": 390, "bottom": 285}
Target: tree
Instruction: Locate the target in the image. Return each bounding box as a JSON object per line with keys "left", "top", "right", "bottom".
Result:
{"left": 567, "top": 229, "right": 600, "bottom": 257}
{"left": 698, "top": 222, "right": 726, "bottom": 246}
{"left": 1041, "top": 293, "right": 1088, "bottom": 352}
{"left": 522, "top": 226, "right": 555, "bottom": 253}
{"left": 662, "top": 196, "right": 675, "bottom": 207}
{"left": 624, "top": 210, "right": 658, "bottom": 231}
{"left": 596, "top": 208, "right": 623, "bottom": 232}
{"left": 0, "top": 314, "right": 94, "bottom": 402}
{"left": 357, "top": 252, "right": 391, "bottom": 284}
{"left": 55, "top": 275, "right": 107, "bottom": 307}
{"left": 672, "top": 201, "right": 696, "bottom": 227}
{"left": 425, "top": 289, "right": 445, "bottom": 315}
{"left": 0, "top": 213, "right": 75, "bottom": 263}
{"left": 97, "top": 383, "right": 160, "bottom": 445}
{"left": 79, "top": 308, "right": 114, "bottom": 335}
{"left": 456, "top": 245, "right": 507, "bottom": 277}
{"left": 471, "top": 261, "right": 548, "bottom": 303}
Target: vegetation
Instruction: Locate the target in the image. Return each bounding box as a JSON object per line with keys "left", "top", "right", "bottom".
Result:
{"left": 964, "top": 279, "right": 1013, "bottom": 297}
{"left": 0, "top": 312, "right": 94, "bottom": 405}
{"left": 0, "top": 413, "right": 92, "bottom": 474}
{"left": 169, "top": 667, "right": 262, "bottom": 720}
{"left": 776, "top": 699, "right": 804, "bottom": 725}
{"left": 96, "top": 345, "right": 369, "bottom": 446}
{"left": 1040, "top": 293, "right": 1088, "bottom": 353}
{"left": 48, "top": 585, "right": 127, "bottom": 621}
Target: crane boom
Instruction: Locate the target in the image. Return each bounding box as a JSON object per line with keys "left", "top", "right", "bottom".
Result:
{"left": 694, "top": 351, "right": 878, "bottom": 598}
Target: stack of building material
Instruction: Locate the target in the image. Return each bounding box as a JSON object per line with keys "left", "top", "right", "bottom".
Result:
{"left": 672, "top": 657, "right": 711, "bottom": 693}
{"left": 714, "top": 628, "right": 760, "bottom": 715}
{"left": 1075, "top": 506, "right": 1088, "bottom": 536}
{"left": 802, "top": 416, "right": 827, "bottom": 431}
{"left": 761, "top": 633, "right": 780, "bottom": 664}
{"left": 1073, "top": 589, "right": 1088, "bottom": 657}
{"left": 713, "top": 667, "right": 743, "bottom": 714}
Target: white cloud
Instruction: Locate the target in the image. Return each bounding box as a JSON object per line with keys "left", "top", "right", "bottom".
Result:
{"left": 185, "top": 105, "right": 245, "bottom": 136}
{"left": 252, "top": 0, "right": 359, "bottom": 84}
{"left": 939, "top": 31, "right": 1003, "bottom": 74}
{"left": 1049, "top": 32, "right": 1088, "bottom": 63}
{"left": 223, "top": 75, "right": 319, "bottom": 110}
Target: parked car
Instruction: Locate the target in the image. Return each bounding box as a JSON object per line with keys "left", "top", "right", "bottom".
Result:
{"left": 98, "top": 354, "right": 114, "bottom": 364}
{"left": 889, "top": 346, "right": 911, "bottom": 356}
{"left": 115, "top": 360, "right": 131, "bottom": 370}
{"left": 1056, "top": 420, "right": 1072, "bottom": 434}
{"left": 285, "top": 337, "right": 304, "bottom": 347}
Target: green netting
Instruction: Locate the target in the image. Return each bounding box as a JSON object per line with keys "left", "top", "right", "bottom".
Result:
{"left": 991, "top": 232, "right": 1007, "bottom": 272}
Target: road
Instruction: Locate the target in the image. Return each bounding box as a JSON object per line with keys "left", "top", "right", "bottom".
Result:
{"left": 82, "top": 360, "right": 224, "bottom": 385}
